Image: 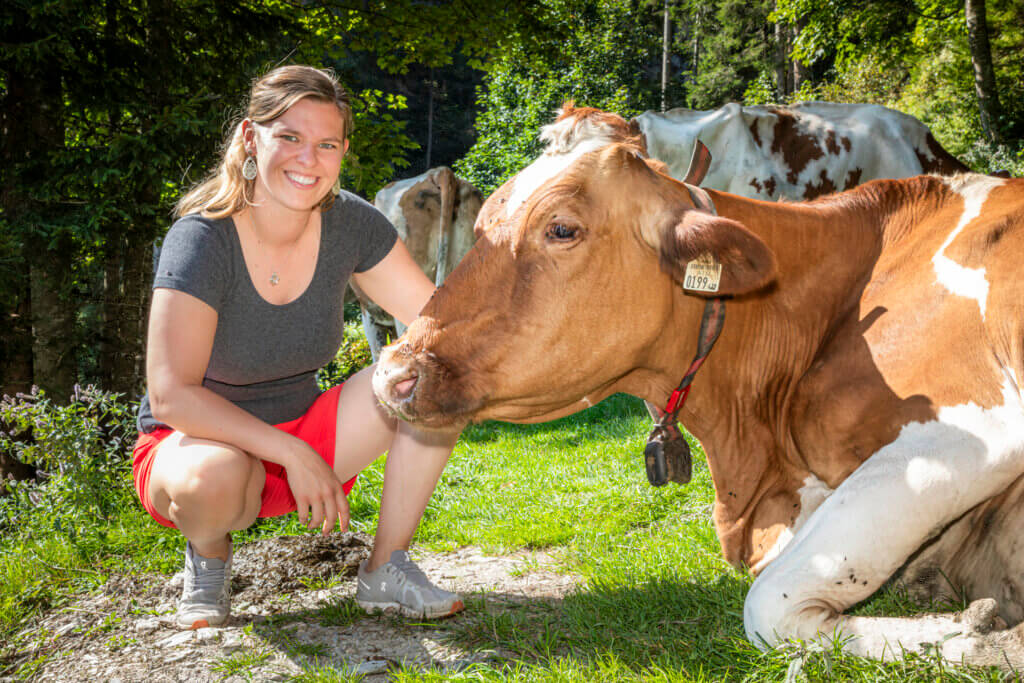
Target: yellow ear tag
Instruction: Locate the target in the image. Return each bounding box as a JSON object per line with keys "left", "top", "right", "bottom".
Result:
{"left": 683, "top": 253, "right": 722, "bottom": 293}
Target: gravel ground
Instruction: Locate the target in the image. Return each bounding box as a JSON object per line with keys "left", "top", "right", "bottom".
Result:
{"left": 2, "top": 533, "right": 581, "bottom": 682}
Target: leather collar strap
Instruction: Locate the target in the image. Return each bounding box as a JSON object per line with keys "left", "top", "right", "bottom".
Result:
{"left": 644, "top": 183, "right": 728, "bottom": 487}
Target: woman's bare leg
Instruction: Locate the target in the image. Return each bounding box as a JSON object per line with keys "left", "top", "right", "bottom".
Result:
{"left": 331, "top": 365, "right": 458, "bottom": 571}
{"left": 146, "top": 432, "right": 265, "bottom": 559}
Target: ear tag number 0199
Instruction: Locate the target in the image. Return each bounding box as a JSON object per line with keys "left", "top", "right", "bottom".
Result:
{"left": 683, "top": 253, "right": 722, "bottom": 293}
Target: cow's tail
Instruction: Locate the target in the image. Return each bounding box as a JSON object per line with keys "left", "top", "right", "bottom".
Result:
{"left": 920, "top": 133, "right": 971, "bottom": 175}
{"left": 433, "top": 167, "right": 458, "bottom": 287}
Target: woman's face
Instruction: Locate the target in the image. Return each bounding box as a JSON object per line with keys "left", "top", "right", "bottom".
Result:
{"left": 245, "top": 97, "right": 349, "bottom": 213}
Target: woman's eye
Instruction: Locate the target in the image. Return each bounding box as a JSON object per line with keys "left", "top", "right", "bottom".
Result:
{"left": 281, "top": 135, "right": 299, "bottom": 142}
{"left": 546, "top": 223, "right": 578, "bottom": 241}
{"left": 319, "top": 142, "right": 337, "bottom": 150}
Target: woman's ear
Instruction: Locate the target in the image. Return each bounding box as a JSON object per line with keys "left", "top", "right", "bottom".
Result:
{"left": 658, "top": 210, "right": 777, "bottom": 296}
{"left": 241, "top": 119, "right": 257, "bottom": 155}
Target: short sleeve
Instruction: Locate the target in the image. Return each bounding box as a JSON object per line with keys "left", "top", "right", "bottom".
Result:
{"left": 334, "top": 193, "right": 398, "bottom": 273}
{"left": 152, "top": 214, "right": 232, "bottom": 311}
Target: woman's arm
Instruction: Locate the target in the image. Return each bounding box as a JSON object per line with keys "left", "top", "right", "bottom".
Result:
{"left": 350, "top": 239, "right": 436, "bottom": 326}
{"left": 146, "top": 287, "right": 350, "bottom": 533}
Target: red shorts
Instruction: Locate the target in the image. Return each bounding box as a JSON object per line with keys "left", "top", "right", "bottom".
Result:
{"left": 132, "top": 384, "right": 355, "bottom": 528}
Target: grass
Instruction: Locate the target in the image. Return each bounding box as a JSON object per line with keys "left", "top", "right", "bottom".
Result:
{"left": 0, "top": 393, "right": 1014, "bottom": 681}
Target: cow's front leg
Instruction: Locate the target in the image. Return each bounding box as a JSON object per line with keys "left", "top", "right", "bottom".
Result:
{"left": 744, "top": 392, "right": 1024, "bottom": 669}
{"left": 360, "top": 304, "right": 393, "bottom": 363}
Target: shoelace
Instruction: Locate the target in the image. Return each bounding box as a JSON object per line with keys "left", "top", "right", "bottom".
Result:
{"left": 187, "top": 563, "right": 227, "bottom": 599}
{"left": 389, "top": 553, "right": 433, "bottom": 590}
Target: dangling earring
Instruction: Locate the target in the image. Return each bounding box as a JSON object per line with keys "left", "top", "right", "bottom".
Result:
{"left": 242, "top": 155, "right": 258, "bottom": 181}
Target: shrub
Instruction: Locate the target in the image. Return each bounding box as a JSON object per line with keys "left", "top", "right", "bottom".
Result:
{"left": 317, "top": 320, "right": 374, "bottom": 390}
{"left": 0, "top": 386, "right": 136, "bottom": 535}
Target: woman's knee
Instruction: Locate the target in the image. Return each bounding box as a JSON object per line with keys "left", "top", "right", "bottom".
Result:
{"left": 158, "top": 439, "right": 259, "bottom": 513}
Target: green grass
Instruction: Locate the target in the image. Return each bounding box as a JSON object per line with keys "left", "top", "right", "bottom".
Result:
{"left": 0, "top": 393, "right": 1013, "bottom": 681}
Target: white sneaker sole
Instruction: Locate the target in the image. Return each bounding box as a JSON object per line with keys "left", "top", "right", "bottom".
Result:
{"left": 356, "top": 598, "right": 465, "bottom": 619}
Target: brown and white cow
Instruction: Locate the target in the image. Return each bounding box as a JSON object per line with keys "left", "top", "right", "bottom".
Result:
{"left": 635, "top": 101, "right": 969, "bottom": 199}
{"left": 531, "top": 102, "right": 968, "bottom": 204}
{"left": 373, "top": 141, "right": 1024, "bottom": 668}
{"left": 357, "top": 167, "right": 483, "bottom": 359}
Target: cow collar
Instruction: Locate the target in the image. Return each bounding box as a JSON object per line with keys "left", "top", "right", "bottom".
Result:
{"left": 643, "top": 181, "right": 728, "bottom": 487}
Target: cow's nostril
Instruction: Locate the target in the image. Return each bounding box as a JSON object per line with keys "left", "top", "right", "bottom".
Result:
{"left": 394, "top": 375, "right": 418, "bottom": 399}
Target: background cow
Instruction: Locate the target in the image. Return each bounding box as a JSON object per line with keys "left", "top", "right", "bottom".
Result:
{"left": 540, "top": 102, "right": 968, "bottom": 202}
{"left": 357, "top": 167, "right": 483, "bottom": 359}
{"left": 374, "top": 139, "right": 1024, "bottom": 670}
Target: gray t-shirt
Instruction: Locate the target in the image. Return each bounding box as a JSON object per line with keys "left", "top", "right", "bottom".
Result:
{"left": 136, "top": 191, "right": 397, "bottom": 433}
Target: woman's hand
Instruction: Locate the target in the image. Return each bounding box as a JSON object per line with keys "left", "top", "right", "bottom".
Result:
{"left": 283, "top": 439, "right": 351, "bottom": 535}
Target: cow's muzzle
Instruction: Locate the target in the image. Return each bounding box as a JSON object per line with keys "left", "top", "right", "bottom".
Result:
{"left": 372, "top": 343, "right": 477, "bottom": 430}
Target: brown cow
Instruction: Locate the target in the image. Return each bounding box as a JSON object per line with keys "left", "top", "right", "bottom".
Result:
{"left": 373, "top": 143, "right": 1024, "bottom": 669}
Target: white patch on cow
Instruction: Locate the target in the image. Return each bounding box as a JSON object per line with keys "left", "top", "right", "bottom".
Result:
{"left": 505, "top": 117, "right": 620, "bottom": 218}
{"left": 751, "top": 474, "right": 834, "bottom": 573}
{"left": 744, "top": 374, "right": 1024, "bottom": 656}
{"left": 932, "top": 174, "right": 1005, "bottom": 320}
{"left": 579, "top": 395, "right": 593, "bottom": 408}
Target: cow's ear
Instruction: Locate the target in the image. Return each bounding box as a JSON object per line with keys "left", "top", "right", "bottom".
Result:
{"left": 659, "top": 210, "right": 777, "bottom": 296}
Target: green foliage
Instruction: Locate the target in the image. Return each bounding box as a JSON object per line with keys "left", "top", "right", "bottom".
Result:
{"left": 456, "top": 0, "right": 666, "bottom": 194}
{"left": 686, "top": 0, "right": 775, "bottom": 108}
{"left": 772, "top": 0, "right": 1023, "bottom": 157}
{"left": 0, "top": 0, "right": 547, "bottom": 396}
{"left": 0, "top": 386, "right": 135, "bottom": 529}
{"left": 317, "top": 321, "right": 374, "bottom": 392}
{"left": 340, "top": 90, "right": 417, "bottom": 199}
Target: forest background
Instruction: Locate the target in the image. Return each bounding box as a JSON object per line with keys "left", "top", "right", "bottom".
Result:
{"left": 1, "top": 0, "right": 1022, "bottom": 413}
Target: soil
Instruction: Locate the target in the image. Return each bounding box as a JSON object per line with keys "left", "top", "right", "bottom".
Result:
{"left": 2, "top": 533, "right": 581, "bottom": 682}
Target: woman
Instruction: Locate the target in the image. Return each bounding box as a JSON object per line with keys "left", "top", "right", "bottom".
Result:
{"left": 132, "top": 65, "right": 462, "bottom": 629}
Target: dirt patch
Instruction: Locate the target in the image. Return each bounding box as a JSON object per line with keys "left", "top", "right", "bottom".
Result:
{"left": 3, "top": 533, "right": 582, "bottom": 681}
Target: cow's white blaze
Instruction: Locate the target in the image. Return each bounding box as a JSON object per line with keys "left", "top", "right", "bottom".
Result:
{"left": 933, "top": 175, "right": 1005, "bottom": 320}
{"left": 506, "top": 117, "right": 622, "bottom": 218}
{"left": 745, "top": 373, "right": 1024, "bottom": 655}
{"left": 750, "top": 474, "right": 833, "bottom": 573}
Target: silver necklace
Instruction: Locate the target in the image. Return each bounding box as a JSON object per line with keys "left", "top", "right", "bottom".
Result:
{"left": 246, "top": 215, "right": 304, "bottom": 287}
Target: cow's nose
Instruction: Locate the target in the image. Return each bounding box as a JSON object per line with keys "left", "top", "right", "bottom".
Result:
{"left": 372, "top": 354, "right": 421, "bottom": 410}
{"left": 393, "top": 374, "right": 418, "bottom": 400}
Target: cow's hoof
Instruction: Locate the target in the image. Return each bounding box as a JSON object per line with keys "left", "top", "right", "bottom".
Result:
{"left": 957, "top": 598, "right": 1004, "bottom": 635}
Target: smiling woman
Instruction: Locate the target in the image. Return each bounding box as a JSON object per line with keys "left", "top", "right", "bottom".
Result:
{"left": 131, "top": 65, "right": 463, "bottom": 631}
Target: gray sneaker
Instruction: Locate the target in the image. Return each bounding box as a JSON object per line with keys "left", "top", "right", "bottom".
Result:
{"left": 356, "top": 549, "right": 464, "bottom": 619}
{"left": 176, "top": 541, "right": 231, "bottom": 629}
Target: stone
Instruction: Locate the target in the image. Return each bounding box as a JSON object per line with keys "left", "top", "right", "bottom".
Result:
{"left": 134, "top": 617, "right": 161, "bottom": 634}
{"left": 195, "top": 627, "right": 220, "bottom": 643}
{"left": 354, "top": 659, "right": 390, "bottom": 675}
{"left": 156, "top": 630, "right": 195, "bottom": 648}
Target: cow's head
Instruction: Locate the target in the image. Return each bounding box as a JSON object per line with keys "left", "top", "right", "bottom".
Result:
{"left": 373, "top": 144, "right": 776, "bottom": 430}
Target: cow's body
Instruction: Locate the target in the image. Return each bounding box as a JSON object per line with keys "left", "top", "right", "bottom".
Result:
{"left": 374, "top": 137, "right": 1024, "bottom": 668}
{"left": 634, "top": 101, "right": 968, "bottom": 199}
{"left": 358, "top": 167, "right": 482, "bottom": 359}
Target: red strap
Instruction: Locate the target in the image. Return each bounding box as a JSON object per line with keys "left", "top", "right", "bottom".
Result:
{"left": 664, "top": 386, "right": 691, "bottom": 414}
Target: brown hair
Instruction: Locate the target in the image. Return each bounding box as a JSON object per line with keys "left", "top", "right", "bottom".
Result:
{"left": 175, "top": 65, "right": 354, "bottom": 218}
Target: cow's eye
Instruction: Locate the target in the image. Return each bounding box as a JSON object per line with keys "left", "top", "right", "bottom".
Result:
{"left": 546, "top": 223, "right": 579, "bottom": 241}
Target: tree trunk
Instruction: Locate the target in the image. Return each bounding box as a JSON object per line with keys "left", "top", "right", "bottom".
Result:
{"left": 791, "top": 17, "right": 811, "bottom": 94}
{"left": 0, "top": 283, "right": 33, "bottom": 398}
{"left": 99, "top": 235, "right": 152, "bottom": 397}
{"left": 1, "top": 53, "right": 75, "bottom": 402}
{"left": 661, "top": 0, "right": 671, "bottom": 111}
{"left": 0, "top": 62, "right": 37, "bottom": 398}
{"left": 773, "top": 20, "right": 792, "bottom": 98}
{"left": 964, "top": 0, "right": 1003, "bottom": 143}
{"left": 691, "top": 6, "right": 701, "bottom": 82}
{"left": 425, "top": 67, "right": 435, "bottom": 171}
{"left": 30, "top": 255, "right": 77, "bottom": 402}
